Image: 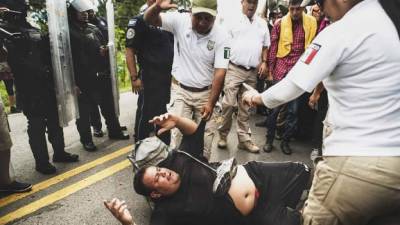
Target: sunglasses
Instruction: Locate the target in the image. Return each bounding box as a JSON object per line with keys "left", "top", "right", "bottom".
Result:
{"left": 315, "top": 0, "right": 324, "bottom": 8}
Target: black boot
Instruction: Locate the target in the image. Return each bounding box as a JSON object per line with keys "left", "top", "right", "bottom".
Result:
{"left": 280, "top": 141, "right": 292, "bottom": 155}
{"left": 36, "top": 162, "right": 57, "bottom": 175}
{"left": 82, "top": 142, "right": 97, "bottom": 152}
{"left": 263, "top": 142, "right": 273, "bottom": 153}
{"left": 53, "top": 152, "right": 79, "bottom": 163}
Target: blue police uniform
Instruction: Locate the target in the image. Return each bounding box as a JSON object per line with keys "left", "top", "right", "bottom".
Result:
{"left": 126, "top": 15, "right": 174, "bottom": 144}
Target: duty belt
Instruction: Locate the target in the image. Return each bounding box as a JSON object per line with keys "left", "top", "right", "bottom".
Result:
{"left": 230, "top": 62, "right": 255, "bottom": 71}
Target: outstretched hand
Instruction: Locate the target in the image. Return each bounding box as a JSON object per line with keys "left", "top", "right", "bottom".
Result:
{"left": 149, "top": 113, "right": 179, "bottom": 135}
{"left": 104, "top": 198, "right": 134, "bottom": 225}
{"left": 155, "top": 0, "right": 178, "bottom": 10}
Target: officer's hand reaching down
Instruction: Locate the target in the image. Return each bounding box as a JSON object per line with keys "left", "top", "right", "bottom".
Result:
{"left": 201, "top": 103, "right": 213, "bottom": 121}
{"left": 104, "top": 198, "right": 134, "bottom": 225}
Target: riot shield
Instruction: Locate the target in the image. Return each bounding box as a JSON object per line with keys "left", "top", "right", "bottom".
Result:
{"left": 106, "top": 0, "right": 120, "bottom": 116}
{"left": 46, "top": 0, "right": 79, "bottom": 127}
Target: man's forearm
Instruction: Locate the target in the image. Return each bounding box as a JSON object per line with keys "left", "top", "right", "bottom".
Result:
{"left": 208, "top": 68, "right": 226, "bottom": 107}
{"left": 312, "top": 82, "right": 325, "bottom": 96}
{"left": 144, "top": 3, "right": 162, "bottom": 27}
{"left": 175, "top": 116, "right": 198, "bottom": 135}
{"left": 261, "top": 47, "right": 268, "bottom": 62}
{"left": 126, "top": 48, "right": 138, "bottom": 79}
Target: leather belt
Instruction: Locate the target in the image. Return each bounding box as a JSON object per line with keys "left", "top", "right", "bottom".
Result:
{"left": 179, "top": 83, "right": 211, "bottom": 92}
{"left": 230, "top": 62, "right": 255, "bottom": 71}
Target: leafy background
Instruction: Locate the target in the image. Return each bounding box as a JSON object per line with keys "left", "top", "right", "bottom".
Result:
{"left": 0, "top": 0, "right": 145, "bottom": 109}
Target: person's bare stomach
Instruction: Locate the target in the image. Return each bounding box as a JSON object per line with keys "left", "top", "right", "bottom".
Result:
{"left": 228, "top": 165, "right": 256, "bottom": 216}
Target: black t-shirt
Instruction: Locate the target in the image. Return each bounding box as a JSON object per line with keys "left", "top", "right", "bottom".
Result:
{"left": 125, "top": 15, "right": 173, "bottom": 81}
{"left": 151, "top": 121, "right": 244, "bottom": 225}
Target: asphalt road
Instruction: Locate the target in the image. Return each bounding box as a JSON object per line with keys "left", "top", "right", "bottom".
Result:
{"left": 0, "top": 92, "right": 313, "bottom": 225}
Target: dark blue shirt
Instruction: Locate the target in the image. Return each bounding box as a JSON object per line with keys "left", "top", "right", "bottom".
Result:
{"left": 125, "top": 15, "right": 174, "bottom": 75}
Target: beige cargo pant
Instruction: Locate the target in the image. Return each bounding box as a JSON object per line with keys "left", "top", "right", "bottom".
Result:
{"left": 218, "top": 63, "right": 257, "bottom": 142}
{"left": 303, "top": 156, "right": 400, "bottom": 225}
{"left": 170, "top": 85, "right": 217, "bottom": 159}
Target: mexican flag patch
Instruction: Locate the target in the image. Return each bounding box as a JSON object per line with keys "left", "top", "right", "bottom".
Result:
{"left": 301, "top": 43, "right": 321, "bottom": 65}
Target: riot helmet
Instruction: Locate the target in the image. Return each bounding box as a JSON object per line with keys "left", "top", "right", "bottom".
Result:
{"left": 68, "top": 0, "right": 94, "bottom": 12}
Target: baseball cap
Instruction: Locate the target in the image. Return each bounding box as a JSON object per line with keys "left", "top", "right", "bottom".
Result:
{"left": 191, "top": 0, "right": 217, "bottom": 17}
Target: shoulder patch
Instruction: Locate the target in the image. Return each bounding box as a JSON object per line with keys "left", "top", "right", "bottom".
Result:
{"left": 301, "top": 43, "right": 321, "bottom": 65}
{"left": 224, "top": 47, "right": 231, "bottom": 59}
{"left": 126, "top": 28, "right": 135, "bottom": 39}
{"left": 128, "top": 19, "right": 137, "bottom": 26}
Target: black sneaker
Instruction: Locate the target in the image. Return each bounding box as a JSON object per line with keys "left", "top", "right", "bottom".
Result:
{"left": 93, "top": 128, "right": 104, "bottom": 138}
{"left": 0, "top": 181, "right": 32, "bottom": 193}
{"left": 36, "top": 163, "right": 57, "bottom": 175}
{"left": 109, "top": 132, "right": 129, "bottom": 140}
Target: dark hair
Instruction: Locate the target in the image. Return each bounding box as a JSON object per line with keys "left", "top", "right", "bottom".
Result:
{"left": 133, "top": 166, "right": 153, "bottom": 196}
{"left": 289, "top": 0, "right": 303, "bottom": 6}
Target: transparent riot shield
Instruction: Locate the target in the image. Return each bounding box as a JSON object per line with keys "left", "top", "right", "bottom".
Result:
{"left": 106, "top": 0, "right": 120, "bottom": 116}
{"left": 46, "top": 0, "right": 79, "bottom": 127}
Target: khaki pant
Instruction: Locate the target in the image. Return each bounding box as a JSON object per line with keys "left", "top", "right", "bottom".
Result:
{"left": 218, "top": 64, "right": 257, "bottom": 142}
{"left": 170, "top": 85, "right": 217, "bottom": 159}
{"left": 303, "top": 156, "right": 400, "bottom": 225}
{"left": 0, "top": 101, "right": 12, "bottom": 151}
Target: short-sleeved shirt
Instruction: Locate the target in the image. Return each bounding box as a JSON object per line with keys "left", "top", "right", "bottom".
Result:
{"left": 228, "top": 14, "right": 270, "bottom": 68}
{"left": 161, "top": 12, "right": 230, "bottom": 88}
{"left": 286, "top": 0, "right": 400, "bottom": 156}
{"left": 126, "top": 15, "right": 174, "bottom": 75}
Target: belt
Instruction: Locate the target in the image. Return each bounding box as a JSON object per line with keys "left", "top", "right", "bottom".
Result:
{"left": 230, "top": 62, "right": 255, "bottom": 71}
{"left": 179, "top": 83, "right": 211, "bottom": 92}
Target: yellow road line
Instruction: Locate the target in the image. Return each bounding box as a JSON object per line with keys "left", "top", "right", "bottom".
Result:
{"left": 0, "top": 145, "right": 133, "bottom": 208}
{"left": 0, "top": 160, "right": 131, "bottom": 225}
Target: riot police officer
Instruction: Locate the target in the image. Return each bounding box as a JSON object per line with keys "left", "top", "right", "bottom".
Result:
{"left": 0, "top": 0, "right": 79, "bottom": 174}
{"left": 68, "top": 1, "right": 128, "bottom": 152}
{"left": 125, "top": 0, "right": 174, "bottom": 144}
{"left": 87, "top": 8, "right": 127, "bottom": 138}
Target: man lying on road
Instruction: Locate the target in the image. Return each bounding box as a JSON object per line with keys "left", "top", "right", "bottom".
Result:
{"left": 105, "top": 113, "right": 310, "bottom": 225}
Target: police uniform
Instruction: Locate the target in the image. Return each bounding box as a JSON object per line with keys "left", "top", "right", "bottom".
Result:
{"left": 259, "top": 0, "right": 400, "bottom": 223}
{"left": 69, "top": 21, "right": 126, "bottom": 147}
{"left": 87, "top": 15, "right": 110, "bottom": 135}
{"left": 3, "top": 18, "right": 77, "bottom": 173}
{"left": 126, "top": 15, "right": 173, "bottom": 144}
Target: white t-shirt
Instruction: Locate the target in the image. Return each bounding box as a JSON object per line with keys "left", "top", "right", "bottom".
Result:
{"left": 161, "top": 12, "right": 230, "bottom": 88}
{"left": 287, "top": 0, "right": 400, "bottom": 156}
{"left": 228, "top": 14, "right": 270, "bottom": 68}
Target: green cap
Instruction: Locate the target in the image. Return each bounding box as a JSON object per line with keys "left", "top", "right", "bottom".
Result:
{"left": 191, "top": 0, "right": 217, "bottom": 17}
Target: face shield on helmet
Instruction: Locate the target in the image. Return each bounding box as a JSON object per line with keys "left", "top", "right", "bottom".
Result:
{"left": 69, "top": 0, "right": 94, "bottom": 12}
